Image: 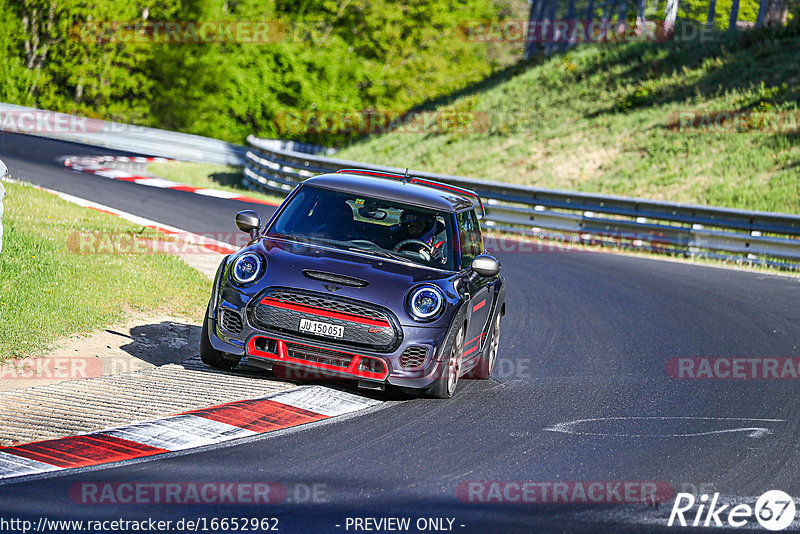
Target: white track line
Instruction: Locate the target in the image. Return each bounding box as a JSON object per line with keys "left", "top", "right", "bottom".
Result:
{"left": 64, "top": 155, "right": 277, "bottom": 206}
{"left": 32, "top": 182, "right": 238, "bottom": 254}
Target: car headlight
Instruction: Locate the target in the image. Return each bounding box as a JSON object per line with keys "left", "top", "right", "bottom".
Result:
{"left": 230, "top": 252, "right": 263, "bottom": 285}
{"left": 407, "top": 285, "right": 444, "bottom": 321}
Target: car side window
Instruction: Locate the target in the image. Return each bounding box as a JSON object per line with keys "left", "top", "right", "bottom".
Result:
{"left": 458, "top": 210, "right": 483, "bottom": 270}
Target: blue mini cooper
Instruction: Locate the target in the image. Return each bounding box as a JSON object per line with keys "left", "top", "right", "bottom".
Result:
{"left": 202, "top": 169, "right": 506, "bottom": 398}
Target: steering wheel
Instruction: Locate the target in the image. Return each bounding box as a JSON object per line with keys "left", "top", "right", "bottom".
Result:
{"left": 394, "top": 239, "right": 433, "bottom": 260}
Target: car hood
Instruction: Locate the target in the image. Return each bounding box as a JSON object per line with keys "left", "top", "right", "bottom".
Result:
{"left": 246, "top": 238, "right": 457, "bottom": 325}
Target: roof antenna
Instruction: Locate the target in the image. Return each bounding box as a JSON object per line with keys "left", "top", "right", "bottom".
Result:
{"left": 403, "top": 168, "right": 410, "bottom": 183}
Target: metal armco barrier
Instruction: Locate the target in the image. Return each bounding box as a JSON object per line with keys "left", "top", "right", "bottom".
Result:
{"left": 245, "top": 135, "right": 800, "bottom": 266}
{"left": 4, "top": 99, "right": 796, "bottom": 267}
{"left": 0, "top": 103, "right": 334, "bottom": 168}
{"left": 0, "top": 103, "right": 247, "bottom": 166}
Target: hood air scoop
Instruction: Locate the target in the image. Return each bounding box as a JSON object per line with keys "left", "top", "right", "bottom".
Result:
{"left": 302, "top": 270, "right": 369, "bottom": 288}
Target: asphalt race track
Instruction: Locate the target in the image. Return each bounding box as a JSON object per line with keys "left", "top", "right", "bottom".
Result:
{"left": 0, "top": 132, "right": 277, "bottom": 230}
{"left": 2, "top": 131, "right": 800, "bottom": 533}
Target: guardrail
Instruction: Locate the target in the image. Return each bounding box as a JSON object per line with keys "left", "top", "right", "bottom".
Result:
{"left": 0, "top": 103, "right": 247, "bottom": 166}
{"left": 4, "top": 101, "right": 797, "bottom": 268}
{"left": 245, "top": 135, "right": 800, "bottom": 267}
{"left": 0, "top": 103, "right": 337, "bottom": 167}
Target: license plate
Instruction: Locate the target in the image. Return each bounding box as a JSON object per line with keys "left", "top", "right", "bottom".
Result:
{"left": 299, "top": 318, "right": 344, "bottom": 338}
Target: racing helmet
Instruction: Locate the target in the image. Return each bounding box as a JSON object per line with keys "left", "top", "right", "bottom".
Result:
{"left": 399, "top": 211, "right": 435, "bottom": 239}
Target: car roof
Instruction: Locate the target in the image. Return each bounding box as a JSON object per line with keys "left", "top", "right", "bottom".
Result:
{"left": 302, "top": 171, "right": 481, "bottom": 214}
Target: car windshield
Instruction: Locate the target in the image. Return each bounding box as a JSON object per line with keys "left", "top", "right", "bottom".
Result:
{"left": 267, "top": 185, "right": 456, "bottom": 271}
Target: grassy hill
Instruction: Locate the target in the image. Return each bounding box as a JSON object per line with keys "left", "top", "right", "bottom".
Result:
{"left": 336, "top": 22, "right": 800, "bottom": 214}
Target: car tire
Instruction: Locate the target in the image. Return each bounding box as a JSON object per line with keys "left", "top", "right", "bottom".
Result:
{"left": 200, "top": 314, "right": 241, "bottom": 371}
{"left": 426, "top": 324, "right": 465, "bottom": 399}
{"left": 470, "top": 311, "right": 502, "bottom": 379}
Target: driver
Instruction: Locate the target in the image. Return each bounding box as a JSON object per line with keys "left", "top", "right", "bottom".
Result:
{"left": 394, "top": 211, "right": 448, "bottom": 264}
{"left": 399, "top": 211, "right": 437, "bottom": 243}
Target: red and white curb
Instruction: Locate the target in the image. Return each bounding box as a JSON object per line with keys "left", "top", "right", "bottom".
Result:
{"left": 0, "top": 385, "right": 380, "bottom": 480}
{"left": 33, "top": 183, "right": 238, "bottom": 255}
{"left": 63, "top": 155, "right": 277, "bottom": 206}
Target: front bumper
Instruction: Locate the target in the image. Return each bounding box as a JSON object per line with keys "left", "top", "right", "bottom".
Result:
{"left": 247, "top": 334, "right": 388, "bottom": 381}
{"left": 208, "top": 312, "right": 450, "bottom": 389}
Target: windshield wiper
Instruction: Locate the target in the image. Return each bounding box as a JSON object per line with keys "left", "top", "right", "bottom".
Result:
{"left": 270, "top": 234, "right": 331, "bottom": 247}
{"left": 347, "top": 247, "right": 409, "bottom": 262}
{"left": 274, "top": 237, "right": 411, "bottom": 263}
{"left": 269, "top": 233, "right": 306, "bottom": 243}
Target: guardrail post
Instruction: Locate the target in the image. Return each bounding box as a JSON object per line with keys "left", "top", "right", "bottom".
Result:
{"left": 664, "top": 0, "right": 680, "bottom": 35}
{"left": 707, "top": 0, "right": 718, "bottom": 28}
{"left": 729, "top": 0, "right": 740, "bottom": 29}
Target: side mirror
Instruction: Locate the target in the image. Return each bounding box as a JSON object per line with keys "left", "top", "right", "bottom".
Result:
{"left": 471, "top": 254, "right": 501, "bottom": 277}
{"left": 235, "top": 210, "right": 262, "bottom": 239}
{"left": 0, "top": 159, "right": 7, "bottom": 178}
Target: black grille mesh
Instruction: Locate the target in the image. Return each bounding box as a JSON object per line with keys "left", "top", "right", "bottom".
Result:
{"left": 220, "top": 309, "right": 243, "bottom": 334}
{"left": 251, "top": 289, "right": 400, "bottom": 352}
{"left": 266, "top": 290, "right": 387, "bottom": 321}
{"left": 285, "top": 342, "right": 352, "bottom": 368}
{"left": 399, "top": 346, "right": 429, "bottom": 369}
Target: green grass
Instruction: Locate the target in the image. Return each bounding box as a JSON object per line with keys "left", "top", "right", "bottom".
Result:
{"left": 0, "top": 181, "right": 210, "bottom": 360}
{"left": 336, "top": 22, "right": 800, "bottom": 214}
{"left": 147, "top": 161, "right": 283, "bottom": 205}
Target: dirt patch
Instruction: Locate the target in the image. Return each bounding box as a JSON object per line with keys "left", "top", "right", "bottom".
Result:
{"left": 0, "top": 310, "right": 203, "bottom": 392}
{"left": 0, "top": 235, "right": 224, "bottom": 393}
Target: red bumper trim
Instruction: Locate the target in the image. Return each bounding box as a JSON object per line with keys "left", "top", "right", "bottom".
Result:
{"left": 246, "top": 336, "right": 389, "bottom": 381}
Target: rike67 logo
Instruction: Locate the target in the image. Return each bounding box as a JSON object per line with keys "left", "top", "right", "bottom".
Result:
{"left": 668, "top": 490, "right": 796, "bottom": 531}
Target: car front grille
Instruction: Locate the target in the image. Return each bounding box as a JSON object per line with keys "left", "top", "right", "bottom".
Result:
{"left": 399, "top": 346, "right": 429, "bottom": 369}
{"left": 250, "top": 289, "right": 400, "bottom": 352}
{"left": 284, "top": 341, "right": 352, "bottom": 368}
{"left": 266, "top": 290, "right": 387, "bottom": 321}
{"left": 219, "top": 309, "right": 243, "bottom": 334}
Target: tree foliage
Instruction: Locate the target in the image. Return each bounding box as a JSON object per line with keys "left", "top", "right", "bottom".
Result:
{"left": 0, "top": 0, "right": 520, "bottom": 144}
